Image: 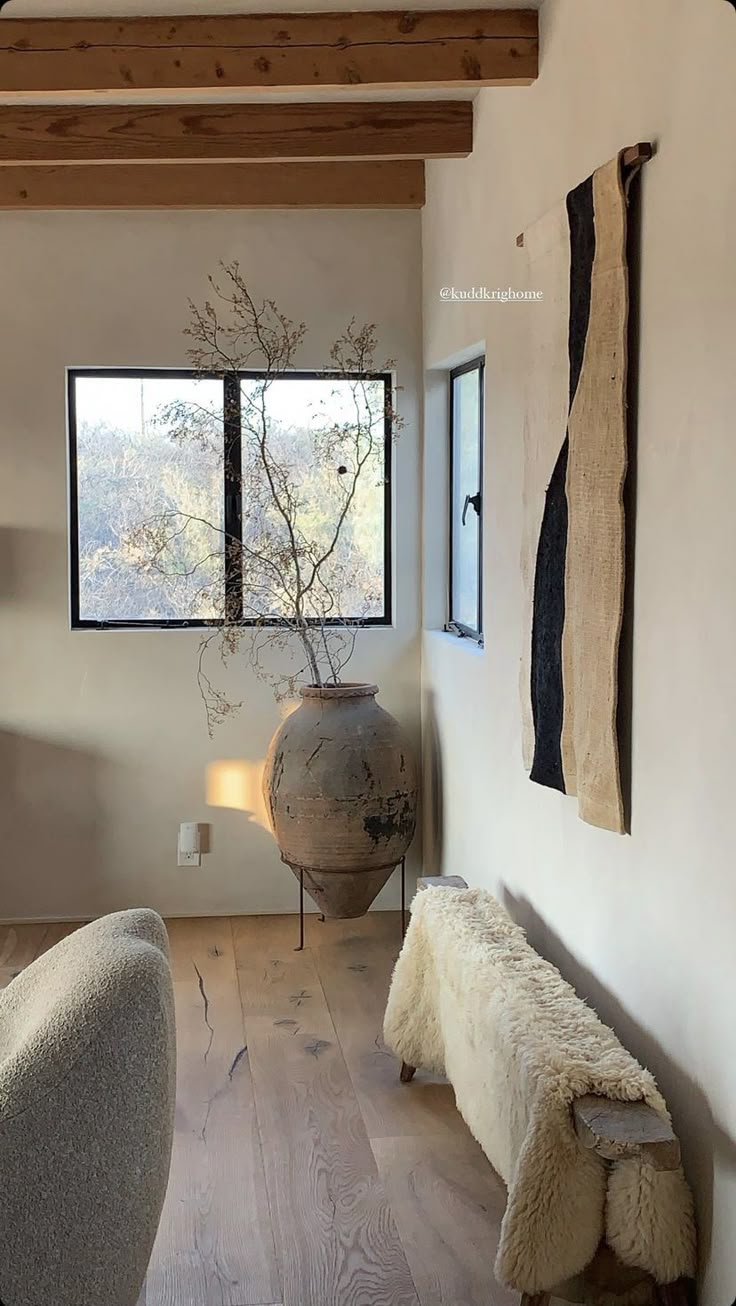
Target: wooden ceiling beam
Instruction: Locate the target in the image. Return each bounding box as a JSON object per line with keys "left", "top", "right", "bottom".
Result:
{"left": 0, "top": 100, "right": 472, "bottom": 163}
{"left": 0, "top": 160, "right": 426, "bottom": 209}
{"left": 0, "top": 10, "right": 538, "bottom": 95}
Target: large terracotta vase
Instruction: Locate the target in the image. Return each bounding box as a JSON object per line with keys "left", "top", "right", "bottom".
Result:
{"left": 263, "top": 683, "right": 418, "bottom": 918}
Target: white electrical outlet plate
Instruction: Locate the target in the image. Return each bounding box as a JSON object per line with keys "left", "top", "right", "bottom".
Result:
{"left": 177, "top": 847, "right": 201, "bottom": 868}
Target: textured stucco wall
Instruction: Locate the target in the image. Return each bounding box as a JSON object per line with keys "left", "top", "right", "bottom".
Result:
{"left": 0, "top": 208, "right": 422, "bottom": 920}
{"left": 421, "top": 3, "right": 736, "bottom": 1303}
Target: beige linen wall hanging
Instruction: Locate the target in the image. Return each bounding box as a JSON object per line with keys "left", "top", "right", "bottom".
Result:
{"left": 520, "top": 146, "right": 649, "bottom": 834}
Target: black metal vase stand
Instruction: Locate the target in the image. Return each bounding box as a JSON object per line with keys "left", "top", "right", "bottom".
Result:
{"left": 295, "top": 856, "right": 408, "bottom": 951}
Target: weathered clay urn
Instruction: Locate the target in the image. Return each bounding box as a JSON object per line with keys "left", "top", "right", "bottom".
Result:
{"left": 263, "top": 683, "right": 417, "bottom": 918}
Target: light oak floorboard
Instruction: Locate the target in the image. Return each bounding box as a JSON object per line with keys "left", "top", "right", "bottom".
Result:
{"left": 145, "top": 917, "right": 280, "bottom": 1306}
{"left": 311, "top": 912, "right": 465, "bottom": 1140}
{"left": 5, "top": 912, "right": 514, "bottom": 1306}
{"left": 35, "top": 921, "right": 85, "bottom": 954}
{"left": 372, "top": 1135, "right": 517, "bottom": 1306}
{"left": 0, "top": 923, "right": 49, "bottom": 988}
{"left": 233, "top": 914, "right": 418, "bottom": 1306}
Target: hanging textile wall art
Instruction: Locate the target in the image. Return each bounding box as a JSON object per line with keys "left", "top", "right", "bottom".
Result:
{"left": 520, "top": 150, "right": 641, "bottom": 835}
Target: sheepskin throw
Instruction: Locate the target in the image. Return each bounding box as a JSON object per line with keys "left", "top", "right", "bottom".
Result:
{"left": 384, "top": 888, "right": 696, "bottom": 1294}
{"left": 520, "top": 151, "right": 637, "bottom": 834}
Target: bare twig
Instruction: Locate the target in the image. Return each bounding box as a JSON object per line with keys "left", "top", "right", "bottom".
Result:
{"left": 124, "top": 263, "right": 396, "bottom": 729}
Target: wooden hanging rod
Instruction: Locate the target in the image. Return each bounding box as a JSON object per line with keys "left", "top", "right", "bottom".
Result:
{"left": 515, "top": 142, "right": 653, "bottom": 248}
{"left": 620, "top": 140, "right": 654, "bottom": 169}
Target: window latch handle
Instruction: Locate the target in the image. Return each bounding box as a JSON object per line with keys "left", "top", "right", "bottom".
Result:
{"left": 462, "top": 492, "right": 482, "bottom": 526}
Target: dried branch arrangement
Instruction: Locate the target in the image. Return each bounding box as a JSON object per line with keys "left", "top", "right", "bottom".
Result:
{"left": 127, "top": 263, "right": 399, "bottom": 733}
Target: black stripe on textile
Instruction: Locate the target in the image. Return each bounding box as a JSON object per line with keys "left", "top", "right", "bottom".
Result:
{"left": 530, "top": 438, "right": 569, "bottom": 791}
{"left": 529, "top": 175, "right": 596, "bottom": 792}
{"left": 567, "top": 176, "right": 596, "bottom": 408}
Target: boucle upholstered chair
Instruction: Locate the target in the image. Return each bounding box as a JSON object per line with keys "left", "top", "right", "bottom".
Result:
{"left": 0, "top": 909, "right": 175, "bottom": 1306}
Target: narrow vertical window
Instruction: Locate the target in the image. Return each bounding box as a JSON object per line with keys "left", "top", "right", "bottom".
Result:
{"left": 449, "top": 358, "right": 484, "bottom": 639}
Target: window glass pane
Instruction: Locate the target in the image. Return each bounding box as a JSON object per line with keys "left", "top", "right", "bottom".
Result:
{"left": 450, "top": 366, "right": 482, "bottom": 633}
{"left": 239, "top": 376, "right": 387, "bottom": 621}
{"left": 74, "top": 375, "right": 224, "bottom": 622}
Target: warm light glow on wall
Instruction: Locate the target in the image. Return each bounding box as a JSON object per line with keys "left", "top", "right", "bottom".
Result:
{"left": 206, "top": 760, "right": 273, "bottom": 834}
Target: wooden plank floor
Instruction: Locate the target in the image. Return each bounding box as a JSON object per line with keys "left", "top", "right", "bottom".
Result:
{"left": 0, "top": 912, "right": 515, "bottom": 1306}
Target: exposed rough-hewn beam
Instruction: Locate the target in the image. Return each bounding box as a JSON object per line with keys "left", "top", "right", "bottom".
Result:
{"left": 0, "top": 160, "right": 426, "bottom": 209}
{"left": 0, "top": 11, "right": 538, "bottom": 95}
{"left": 0, "top": 100, "right": 472, "bottom": 163}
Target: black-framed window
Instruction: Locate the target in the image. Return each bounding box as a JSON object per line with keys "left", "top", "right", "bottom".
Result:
{"left": 68, "top": 369, "right": 392, "bottom": 630}
{"left": 449, "top": 358, "right": 484, "bottom": 639}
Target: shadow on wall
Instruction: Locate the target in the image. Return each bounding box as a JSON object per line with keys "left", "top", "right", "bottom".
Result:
{"left": 0, "top": 730, "right": 104, "bottom": 920}
{"left": 0, "top": 527, "right": 67, "bottom": 609}
{"left": 501, "top": 887, "right": 733, "bottom": 1287}
{"left": 617, "top": 160, "right": 645, "bottom": 835}
{"left": 421, "top": 688, "right": 444, "bottom": 876}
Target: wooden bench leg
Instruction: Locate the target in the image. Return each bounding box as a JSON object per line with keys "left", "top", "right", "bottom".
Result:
{"left": 399, "top": 1061, "right": 416, "bottom": 1084}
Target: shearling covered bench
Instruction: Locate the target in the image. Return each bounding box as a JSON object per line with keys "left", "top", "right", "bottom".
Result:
{"left": 384, "top": 879, "right": 696, "bottom": 1306}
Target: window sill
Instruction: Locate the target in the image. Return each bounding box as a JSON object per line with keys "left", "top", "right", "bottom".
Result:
{"left": 424, "top": 627, "right": 485, "bottom": 654}
{"left": 70, "top": 618, "right": 394, "bottom": 632}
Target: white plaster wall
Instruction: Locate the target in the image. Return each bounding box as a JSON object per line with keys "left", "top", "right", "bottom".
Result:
{"left": 0, "top": 208, "right": 422, "bottom": 921}
{"left": 421, "top": 3, "right": 736, "bottom": 1302}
